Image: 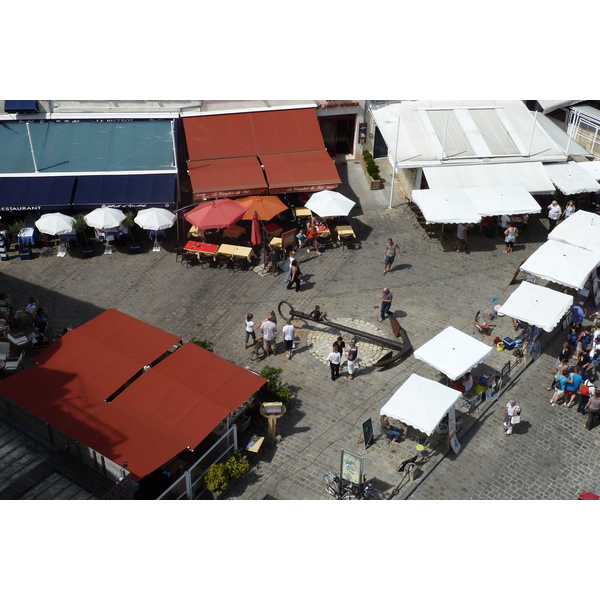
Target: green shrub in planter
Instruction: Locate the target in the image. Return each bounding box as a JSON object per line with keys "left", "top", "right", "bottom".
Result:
{"left": 202, "top": 451, "right": 250, "bottom": 496}
{"left": 259, "top": 365, "right": 292, "bottom": 403}
{"left": 225, "top": 451, "right": 250, "bottom": 479}
{"left": 362, "top": 150, "right": 372, "bottom": 160}
{"left": 190, "top": 338, "right": 214, "bottom": 352}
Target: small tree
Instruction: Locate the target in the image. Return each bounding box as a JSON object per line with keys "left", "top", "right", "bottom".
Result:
{"left": 259, "top": 365, "right": 292, "bottom": 403}
{"left": 122, "top": 211, "right": 136, "bottom": 241}
{"left": 202, "top": 451, "right": 250, "bottom": 496}
{"left": 72, "top": 213, "right": 89, "bottom": 244}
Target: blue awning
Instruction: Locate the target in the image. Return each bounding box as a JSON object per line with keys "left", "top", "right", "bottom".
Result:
{"left": 73, "top": 174, "right": 176, "bottom": 208}
{"left": 4, "top": 100, "right": 38, "bottom": 113}
{"left": 0, "top": 177, "right": 75, "bottom": 211}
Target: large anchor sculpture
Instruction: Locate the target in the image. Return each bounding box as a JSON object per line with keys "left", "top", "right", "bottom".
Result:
{"left": 277, "top": 301, "right": 412, "bottom": 368}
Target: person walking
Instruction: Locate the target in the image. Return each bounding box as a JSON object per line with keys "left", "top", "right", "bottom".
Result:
{"left": 578, "top": 375, "right": 595, "bottom": 415}
{"left": 383, "top": 237, "right": 401, "bottom": 275}
{"left": 346, "top": 342, "right": 358, "bottom": 380}
{"left": 327, "top": 343, "right": 341, "bottom": 380}
{"left": 565, "top": 366, "right": 583, "bottom": 407}
{"left": 550, "top": 365, "right": 571, "bottom": 405}
{"left": 503, "top": 399, "right": 521, "bottom": 436}
{"left": 584, "top": 388, "right": 600, "bottom": 431}
{"left": 379, "top": 287, "right": 393, "bottom": 322}
{"left": 260, "top": 315, "right": 278, "bottom": 357}
{"left": 282, "top": 319, "right": 295, "bottom": 360}
{"left": 306, "top": 225, "right": 322, "bottom": 254}
{"left": 547, "top": 200, "right": 562, "bottom": 232}
{"left": 455, "top": 223, "right": 468, "bottom": 253}
{"left": 503, "top": 223, "right": 518, "bottom": 253}
{"left": 244, "top": 313, "right": 257, "bottom": 348}
{"left": 284, "top": 250, "right": 297, "bottom": 284}
{"left": 562, "top": 200, "right": 576, "bottom": 219}
{"left": 286, "top": 259, "right": 303, "bottom": 292}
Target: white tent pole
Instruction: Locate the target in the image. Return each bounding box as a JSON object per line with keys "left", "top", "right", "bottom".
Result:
{"left": 25, "top": 122, "right": 38, "bottom": 173}
{"left": 440, "top": 114, "right": 449, "bottom": 162}
{"left": 565, "top": 109, "right": 578, "bottom": 158}
{"left": 527, "top": 111, "right": 538, "bottom": 157}
{"left": 387, "top": 116, "right": 400, "bottom": 210}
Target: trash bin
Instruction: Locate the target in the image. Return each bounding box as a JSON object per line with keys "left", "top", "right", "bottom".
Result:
{"left": 19, "top": 244, "right": 33, "bottom": 260}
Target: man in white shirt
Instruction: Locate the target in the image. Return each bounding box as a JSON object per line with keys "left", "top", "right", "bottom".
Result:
{"left": 547, "top": 200, "right": 562, "bottom": 232}
{"left": 282, "top": 319, "right": 295, "bottom": 359}
{"left": 260, "top": 316, "right": 278, "bottom": 356}
{"left": 284, "top": 250, "right": 297, "bottom": 284}
{"left": 327, "top": 344, "right": 341, "bottom": 380}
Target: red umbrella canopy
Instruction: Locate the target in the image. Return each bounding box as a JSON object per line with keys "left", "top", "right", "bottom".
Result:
{"left": 235, "top": 195, "right": 287, "bottom": 221}
{"left": 251, "top": 212, "right": 263, "bottom": 246}
{"left": 184, "top": 199, "right": 247, "bottom": 229}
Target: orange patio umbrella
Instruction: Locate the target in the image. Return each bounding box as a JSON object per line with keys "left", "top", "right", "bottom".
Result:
{"left": 235, "top": 195, "right": 287, "bottom": 221}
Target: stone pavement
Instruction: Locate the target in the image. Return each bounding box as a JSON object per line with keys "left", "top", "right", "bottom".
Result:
{"left": 1, "top": 156, "right": 599, "bottom": 500}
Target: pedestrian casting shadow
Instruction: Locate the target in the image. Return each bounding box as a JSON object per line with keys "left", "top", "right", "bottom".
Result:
{"left": 514, "top": 420, "right": 532, "bottom": 435}
{"left": 392, "top": 263, "right": 412, "bottom": 272}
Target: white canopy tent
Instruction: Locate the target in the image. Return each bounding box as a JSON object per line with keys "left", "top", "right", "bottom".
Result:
{"left": 576, "top": 161, "right": 600, "bottom": 181}
{"left": 497, "top": 281, "right": 573, "bottom": 332}
{"left": 380, "top": 374, "right": 462, "bottom": 436}
{"left": 412, "top": 189, "right": 481, "bottom": 224}
{"left": 549, "top": 210, "right": 600, "bottom": 253}
{"left": 544, "top": 162, "right": 600, "bottom": 195}
{"left": 414, "top": 326, "right": 493, "bottom": 381}
{"left": 519, "top": 240, "right": 600, "bottom": 290}
{"left": 423, "top": 162, "right": 556, "bottom": 195}
{"left": 465, "top": 185, "right": 542, "bottom": 217}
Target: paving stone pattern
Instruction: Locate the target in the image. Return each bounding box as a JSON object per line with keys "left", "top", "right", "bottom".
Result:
{"left": 2, "top": 157, "right": 599, "bottom": 500}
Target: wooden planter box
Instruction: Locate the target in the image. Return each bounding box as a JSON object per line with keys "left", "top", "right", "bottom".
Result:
{"left": 360, "top": 154, "right": 384, "bottom": 190}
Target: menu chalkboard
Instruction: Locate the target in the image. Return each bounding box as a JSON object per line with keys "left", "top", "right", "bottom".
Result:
{"left": 362, "top": 418, "right": 374, "bottom": 449}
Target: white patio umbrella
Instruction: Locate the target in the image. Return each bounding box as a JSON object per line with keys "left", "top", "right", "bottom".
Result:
{"left": 305, "top": 190, "right": 356, "bottom": 217}
{"left": 519, "top": 240, "right": 600, "bottom": 290}
{"left": 380, "top": 374, "right": 461, "bottom": 436}
{"left": 134, "top": 208, "right": 176, "bottom": 252}
{"left": 414, "top": 326, "right": 493, "bottom": 381}
{"left": 84, "top": 207, "right": 126, "bottom": 255}
{"left": 34, "top": 212, "right": 75, "bottom": 235}
{"left": 34, "top": 213, "right": 76, "bottom": 258}
{"left": 84, "top": 207, "right": 126, "bottom": 230}
{"left": 549, "top": 210, "right": 600, "bottom": 254}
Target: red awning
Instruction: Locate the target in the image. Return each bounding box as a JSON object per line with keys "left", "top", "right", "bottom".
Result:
{"left": 0, "top": 313, "right": 266, "bottom": 482}
{"left": 183, "top": 108, "right": 326, "bottom": 160}
{"left": 187, "top": 157, "right": 267, "bottom": 199}
{"left": 262, "top": 150, "right": 341, "bottom": 193}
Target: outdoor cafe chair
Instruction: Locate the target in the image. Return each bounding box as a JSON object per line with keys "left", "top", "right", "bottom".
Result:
{"left": 7, "top": 332, "right": 28, "bottom": 350}
{"left": 3, "top": 351, "right": 25, "bottom": 375}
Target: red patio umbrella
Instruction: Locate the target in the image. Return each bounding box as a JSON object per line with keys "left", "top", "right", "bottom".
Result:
{"left": 184, "top": 199, "right": 247, "bottom": 230}
{"left": 251, "top": 212, "right": 263, "bottom": 246}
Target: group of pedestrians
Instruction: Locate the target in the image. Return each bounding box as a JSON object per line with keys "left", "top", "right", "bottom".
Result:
{"left": 327, "top": 337, "right": 358, "bottom": 381}
{"left": 547, "top": 305, "right": 600, "bottom": 431}
{"left": 244, "top": 311, "right": 297, "bottom": 360}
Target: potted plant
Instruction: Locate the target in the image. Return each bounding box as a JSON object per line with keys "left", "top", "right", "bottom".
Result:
{"left": 259, "top": 365, "right": 292, "bottom": 404}
{"left": 361, "top": 150, "right": 384, "bottom": 190}
{"left": 202, "top": 451, "right": 250, "bottom": 497}
{"left": 122, "top": 211, "right": 141, "bottom": 252}
{"left": 72, "top": 213, "right": 95, "bottom": 257}
{"left": 6, "top": 219, "right": 25, "bottom": 250}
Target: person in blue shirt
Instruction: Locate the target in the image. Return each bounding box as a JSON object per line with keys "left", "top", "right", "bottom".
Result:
{"left": 565, "top": 366, "right": 583, "bottom": 408}
{"left": 571, "top": 302, "right": 586, "bottom": 325}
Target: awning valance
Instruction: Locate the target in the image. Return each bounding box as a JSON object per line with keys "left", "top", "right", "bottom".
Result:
{"left": 0, "top": 176, "right": 75, "bottom": 211}
{"left": 544, "top": 162, "right": 600, "bottom": 195}
{"left": 188, "top": 157, "right": 267, "bottom": 199}
{"left": 424, "top": 162, "right": 556, "bottom": 195}
{"left": 73, "top": 174, "right": 176, "bottom": 208}
{"left": 261, "top": 150, "right": 340, "bottom": 193}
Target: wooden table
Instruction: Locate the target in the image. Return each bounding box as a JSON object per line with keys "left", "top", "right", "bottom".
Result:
{"left": 336, "top": 225, "right": 356, "bottom": 238}
{"left": 222, "top": 224, "right": 245, "bottom": 239}
{"left": 269, "top": 237, "right": 282, "bottom": 249}
{"left": 184, "top": 240, "right": 219, "bottom": 259}
{"left": 315, "top": 226, "right": 331, "bottom": 238}
{"left": 217, "top": 244, "right": 255, "bottom": 262}
{"left": 187, "top": 226, "right": 206, "bottom": 239}
{"left": 264, "top": 222, "right": 283, "bottom": 238}
{"left": 294, "top": 207, "right": 312, "bottom": 219}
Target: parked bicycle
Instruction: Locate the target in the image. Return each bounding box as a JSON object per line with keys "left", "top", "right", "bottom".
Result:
{"left": 323, "top": 471, "right": 384, "bottom": 500}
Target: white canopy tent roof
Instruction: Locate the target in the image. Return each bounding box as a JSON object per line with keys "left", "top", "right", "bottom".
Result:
{"left": 423, "top": 162, "right": 556, "bottom": 195}
{"left": 380, "top": 374, "right": 462, "bottom": 436}
{"left": 544, "top": 162, "right": 600, "bottom": 195}
{"left": 370, "top": 101, "right": 568, "bottom": 169}
{"left": 465, "top": 185, "right": 542, "bottom": 217}
{"left": 519, "top": 240, "right": 600, "bottom": 290}
{"left": 576, "top": 161, "right": 600, "bottom": 181}
{"left": 414, "top": 326, "right": 493, "bottom": 381}
{"left": 549, "top": 210, "right": 600, "bottom": 253}
{"left": 497, "top": 281, "right": 573, "bottom": 332}
{"left": 412, "top": 189, "right": 481, "bottom": 224}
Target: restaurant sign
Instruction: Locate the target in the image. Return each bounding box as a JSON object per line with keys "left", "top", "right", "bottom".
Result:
{"left": 269, "top": 183, "right": 339, "bottom": 194}
{"left": 1, "top": 205, "right": 42, "bottom": 211}
{"left": 194, "top": 188, "right": 267, "bottom": 199}
{"left": 340, "top": 449, "right": 363, "bottom": 485}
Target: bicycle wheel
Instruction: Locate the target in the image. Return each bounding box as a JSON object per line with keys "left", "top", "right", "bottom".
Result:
{"left": 364, "top": 487, "right": 384, "bottom": 500}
